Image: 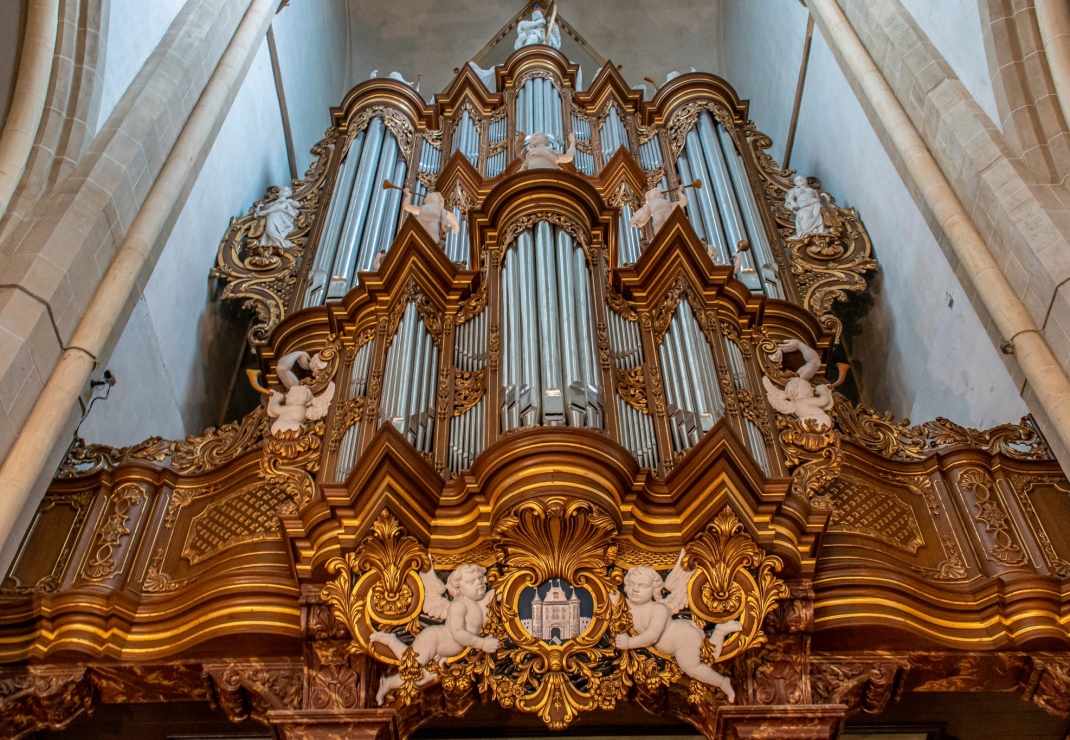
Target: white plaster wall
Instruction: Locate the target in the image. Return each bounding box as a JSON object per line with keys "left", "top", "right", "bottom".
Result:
{"left": 899, "top": 0, "right": 1002, "bottom": 130}
{"left": 94, "top": 0, "right": 187, "bottom": 133}
{"left": 81, "top": 39, "right": 289, "bottom": 447}
{"left": 272, "top": 0, "right": 351, "bottom": 173}
{"left": 721, "top": 0, "right": 1027, "bottom": 429}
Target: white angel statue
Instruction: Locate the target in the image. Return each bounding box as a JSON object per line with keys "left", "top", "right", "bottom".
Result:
{"left": 614, "top": 551, "right": 742, "bottom": 702}
{"left": 518, "top": 131, "right": 576, "bottom": 171}
{"left": 784, "top": 175, "right": 828, "bottom": 239}
{"left": 761, "top": 338, "right": 834, "bottom": 430}
{"left": 266, "top": 350, "right": 336, "bottom": 435}
{"left": 370, "top": 563, "right": 498, "bottom": 705}
{"left": 402, "top": 187, "right": 459, "bottom": 244}
{"left": 630, "top": 185, "right": 688, "bottom": 236}
{"left": 514, "top": 3, "right": 560, "bottom": 49}
{"left": 255, "top": 186, "right": 300, "bottom": 249}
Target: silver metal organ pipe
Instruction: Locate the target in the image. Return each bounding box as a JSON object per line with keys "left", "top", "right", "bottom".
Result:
{"left": 379, "top": 303, "right": 412, "bottom": 432}
{"left": 682, "top": 301, "right": 724, "bottom": 427}
{"left": 571, "top": 114, "right": 594, "bottom": 175}
{"left": 330, "top": 118, "right": 385, "bottom": 298}
{"left": 354, "top": 133, "right": 400, "bottom": 275}
{"left": 333, "top": 338, "right": 375, "bottom": 481}
{"left": 402, "top": 310, "right": 428, "bottom": 436}
{"left": 535, "top": 221, "right": 564, "bottom": 424}
{"left": 573, "top": 244, "right": 601, "bottom": 427}
{"left": 519, "top": 231, "right": 540, "bottom": 426}
{"left": 306, "top": 130, "right": 364, "bottom": 307}
{"left": 657, "top": 337, "right": 685, "bottom": 450}
{"left": 551, "top": 83, "right": 563, "bottom": 143}
{"left": 682, "top": 127, "right": 730, "bottom": 264}
{"left": 665, "top": 322, "right": 699, "bottom": 446}
{"left": 697, "top": 113, "right": 757, "bottom": 285}
{"left": 555, "top": 228, "right": 580, "bottom": 422}
{"left": 674, "top": 154, "right": 707, "bottom": 244}
{"left": 618, "top": 205, "right": 641, "bottom": 265}
{"left": 717, "top": 124, "right": 782, "bottom": 298}
{"left": 378, "top": 157, "right": 407, "bottom": 256}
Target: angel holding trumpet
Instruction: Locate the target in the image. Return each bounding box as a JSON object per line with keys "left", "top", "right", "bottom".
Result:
{"left": 630, "top": 179, "right": 702, "bottom": 236}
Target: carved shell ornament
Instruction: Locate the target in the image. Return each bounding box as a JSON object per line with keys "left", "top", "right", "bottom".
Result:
{"left": 322, "top": 502, "right": 787, "bottom": 730}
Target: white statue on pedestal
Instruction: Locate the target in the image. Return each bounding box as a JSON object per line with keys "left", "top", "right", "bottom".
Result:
{"left": 402, "top": 188, "right": 460, "bottom": 243}
{"left": 515, "top": 3, "right": 561, "bottom": 49}
{"left": 631, "top": 185, "right": 688, "bottom": 236}
{"left": 761, "top": 338, "right": 835, "bottom": 430}
{"left": 255, "top": 186, "right": 300, "bottom": 249}
{"left": 518, "top": 131, "right": 576, "bottom": 170}
{"left": 784, "top": 175, "right": 828, "bottom": 239}
{"left": 371, "top": 563, "right": 498, "bottom": 705}
{"left": 266, "top": 350, "right": 336, "bottom": 435}
{"left": 614, "top": 553, "right": 742, "bottom": 703}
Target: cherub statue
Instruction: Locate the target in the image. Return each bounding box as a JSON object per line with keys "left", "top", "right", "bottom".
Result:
{"left": 630, "top": 185, "right": 688, "bottom": 236}
{"left": 518, "top": 131, "right": 576, "bottom": 171}
{"left": 514, "top": 3, "right": 560, "bottom": 49}
{"left": 255, "top": 186, "right": 300, "bottom": 249}
{"left": 784, "top": 175, "right": 828, "bottom": 239}
{"left": 402, "top": 187, "right": 459, "bottom": 243}
{"left": 614, "top": 552, "right": 742, "bottom": 702}
{"left": 370, "top": 563, "right": 498, "bottom": 705}
{"left": 266, "top": 350, "right": 336, "bottom": 435}
{"left": 761, "top": 338, "right": 834, "bottom": 430}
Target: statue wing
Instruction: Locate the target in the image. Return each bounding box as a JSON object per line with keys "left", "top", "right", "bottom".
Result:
{"left": 762, "top": 376, "right": 796, "bottom": 415}
{"left": 306, "top": 381, "right": 336, "bottom": 420}
{"left": 660, "top": 549, "right": 693, "bottom": 615}
{"left": 420, "top": 565, "right": 451, "bottom": 621}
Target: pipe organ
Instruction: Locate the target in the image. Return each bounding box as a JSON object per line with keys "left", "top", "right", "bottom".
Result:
{"left": 13, "top": 34, "right": 1070, "bottom": 740}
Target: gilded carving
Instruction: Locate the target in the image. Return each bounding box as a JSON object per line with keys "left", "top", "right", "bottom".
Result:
{"left": 1021, "top": 657, "right": 1070, "bottom": 717}
{"left": 910, "top": 535, "right": 969, "bottom": 582}
{"left": 83, "top": 483, "right": 145, "bottom": 580}
{"left": 823, "top": 476, "right": 923, "bottom": 553}
{"left": 958, "top": 467, "right": 1026, "bottom": 566}
{"left": 203, "top": 660, "right": 303, "bottom": 723}
{"left": 181, "top": 481, "right": 287, "bottom": 565}
{"left": 453, "top": 368, "right": 486, "bottom": 417}
{"left": 832, "top": 396, "right": 1050, "bottom": 462}
{"left": 499, "top": 211, "right": 590, "bottom": 254}
{"left": 328, "top": 397, "right": 366, "bottom": 452}
{"left": 615, "top": 365, "right": 648, "bottom": 413}
{"left": 606, "top": 282, "right": 638, "bottom": 321}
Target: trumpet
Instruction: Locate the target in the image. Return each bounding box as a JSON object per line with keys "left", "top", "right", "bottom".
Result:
{"left": 382, "top": 179, "right": 405, "bottom": 191}
{"left": 676, "top": 178, "right": 702, "bottom": 191}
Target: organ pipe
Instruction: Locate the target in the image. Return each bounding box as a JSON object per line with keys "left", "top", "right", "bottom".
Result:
{"left": 657, "top": 298, "right": 725, "bottom": 453}
{"left": 500, "top": 225, "right": 602, "bottom": 432}
{"left": 380, "top": 301, "right": 439, "bottom": 455}
{"left": 333, "top": 337, "right": 376, "bottom": 481}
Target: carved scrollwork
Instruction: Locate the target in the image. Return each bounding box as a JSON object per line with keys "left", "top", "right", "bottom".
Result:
{"left": 831, "top": 396, "right": 1051, "bottom": 462}
{"left": 453, "top": 368, "right": 486, "bottom": 417}
{"left": 329, "top": 397, "right": 366, "bottom": 452}
{"left": 958, "top": 467, "right": 1026, "bottom": 566}
{"left": 606, "top": 282, "right": 638, "bottom": 321}
{"left": 211, "top": 130, "right": 334, "bottom": 346}
{"left": 909, "top": 535, "right": 969, "bottom": 582}
{"left": 83, "top": 483, "right": 145, "bottom": 580}
{"left": 0, "top": 667, "right": 94, "bottom": 739}
{"left": 1007, "top": 474, "right": 1070, "bottom": 577}
{"left": 499, "top": 212, "right": 591, "bottom": 254}
{"left": 615, "top": 365, "right": 647, "bottom": 413}
{"left": 809, "top": 657, "right": 909, "bottom": 715}
{"left": 1021, "top": 657, "right": 1070, "bottom": 717}
{"left": 652, "top": 276, "right": 687, "bottom": 343}
{"left": 349, "top": 106, "right": 416, "bottom": 158}
{"left": 203, "top": 660, "right": 303, "bottom": 723}
{"left": 666, "top": 99, "right": 727, "bottom": 161}
{"left": 682, "top": 506, "right": 788, "bottom": 658}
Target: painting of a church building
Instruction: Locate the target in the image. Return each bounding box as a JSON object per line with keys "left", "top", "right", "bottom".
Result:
{"left": 521, "top": 580, "right": 592, "bottom": 643}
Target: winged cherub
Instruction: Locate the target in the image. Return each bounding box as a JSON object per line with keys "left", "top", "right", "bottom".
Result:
{"left": 402, "top": 187, "right": 460, "bottom": 244}
{"left": 630, "top": 185, "right": 688, "bottom": 236}
{"left": 760, "top": 338, "right": 834, "bottom": 430}
{"left": 614, "top": 552, "right": 742, "bottom": 702}
{"left": 518, "top": 131, "right": 576, "bottom": 171}
{"left": 266, "top": 350, "right": 336, "bottom": 435}
{"left": 370, "top": 563, "right": 498, "bottom": 705}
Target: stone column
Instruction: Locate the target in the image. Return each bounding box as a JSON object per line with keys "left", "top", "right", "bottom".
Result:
{"left": 806, "top": 0, "right": 1070, "bottom": 471}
